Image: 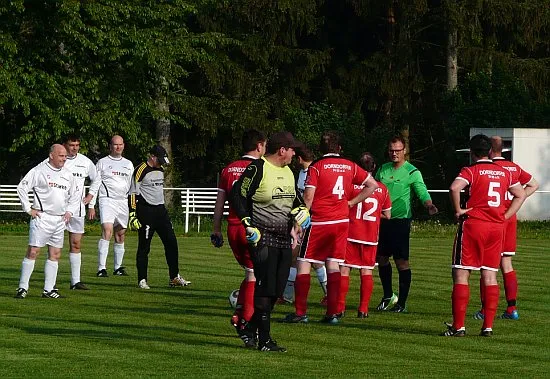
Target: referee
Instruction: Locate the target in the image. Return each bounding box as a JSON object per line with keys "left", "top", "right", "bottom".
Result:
{"left": 129, "top": 145, "right": 191, "bottom": 289}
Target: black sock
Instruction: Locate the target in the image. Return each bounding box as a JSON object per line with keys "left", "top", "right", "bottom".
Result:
{"left": 398, "top": 269, "right": 411, "bottom": 307}
{"left": 256, "top": 311, "right": 271, "bottom": 345}
{"left": 379, "top": 263, "right": 393, "bottom": 299}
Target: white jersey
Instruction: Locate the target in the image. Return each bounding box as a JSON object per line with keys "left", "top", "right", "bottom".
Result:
{"left": 17, "top": 161, "right": 80, "bottom": 216}
{"left": 89, "top": 155, "right": 134, "bottom": 206}
{"left": 64, "top": 153, "right": 98, "bottom": 217}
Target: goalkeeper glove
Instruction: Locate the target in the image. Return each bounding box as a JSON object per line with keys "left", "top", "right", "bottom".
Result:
{"left": 210, "top": 233, "right": 224, "bottom": 248}
{"left": 128, "top": 211, "right": 141, "bottom": 231}
{"left": 290, "top": 205, "right": 311, "bottom": 229}
{"left": 242, "top": 217, "right": 261, "bottom": 246}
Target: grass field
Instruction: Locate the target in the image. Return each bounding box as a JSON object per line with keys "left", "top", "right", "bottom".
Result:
{"left": 1, "top": 230, "right": 549, "bottom": 378}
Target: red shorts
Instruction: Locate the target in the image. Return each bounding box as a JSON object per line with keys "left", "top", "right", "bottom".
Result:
{"left": 227, "top": 223, "right": 253, "bottom": 270}
{"left": 341, "top": 241, "right": 376, "bottom": 269}
{"left": 452, "top": 219, "right": 504, "bottom": 271}
{"left": 298, "top": 221, "right": 348, "bottom": 263}
{"left": 501, "top": 215, "right": 517, "bottom": 256}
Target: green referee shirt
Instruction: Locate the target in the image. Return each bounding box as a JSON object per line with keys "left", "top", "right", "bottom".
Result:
{"left": 375, "top": 161, "right": 432, "bottom": 219}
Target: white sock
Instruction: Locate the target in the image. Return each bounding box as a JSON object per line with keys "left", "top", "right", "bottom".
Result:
{"left": 315, "top": 266, "right": 328, "bottom": 295}
{"left": 44, "top": 259, "right": 59, "bottom": 292}
{"left": 283, "top": 267, "right": 297, "bottom": 301}
{"left": 113, "top": 243, "right": 125, "bottom": 270}
{"left": 19, "top": 258, "right": 36, "bottom": 290}
{"left": 98, "top": 239, "right": 110, "bottom": 270}
{"left": 69, "top": 252, "right": 81, "bottom": 285}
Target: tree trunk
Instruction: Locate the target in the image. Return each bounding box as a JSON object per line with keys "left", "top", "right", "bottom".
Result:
{"left": 447, "top": 28, "right": 458, "bottom": 91}
{"left": 155, "top": 77, "right": 173, "bottom": 206}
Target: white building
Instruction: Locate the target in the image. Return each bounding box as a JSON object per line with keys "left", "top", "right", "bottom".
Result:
{"left": 470, "top": 128, "right": 549, "bottom": 221}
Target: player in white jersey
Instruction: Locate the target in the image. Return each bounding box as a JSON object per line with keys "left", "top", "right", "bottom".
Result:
{"left": 15, "top": 144, "right": 80, "bottom": 299}
{"left": 60, "top": 135, "right": 98, "bottom": 290}
{"left": 88, "top": 135, "right": 134, "bottom": 277}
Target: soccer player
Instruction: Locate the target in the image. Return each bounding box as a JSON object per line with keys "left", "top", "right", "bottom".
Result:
{"left": 281, "top": 144, "right": 328, "bottom": 306}
{"left": 283, "top": 131, "right": 378, "bottom": 324}
{"left": 130, "top": 145, "right": 190, "bottom": 289}
{"left": 473, "top": 135, "right": 539, "bottom": 320}
{"left": 88, "top": 135, "right": 134, "bottom": 277}
{"left": 15, "top": 144, "right": 80, "bottom": 299}
{"left": 375, "top": 135, "right": 438, "bottom": 313}
{"left": 442, "top": 134, "right": 526, "bottom": 337}
{"left": 338, "top": 152, "right": 391, "bottom": 318}
{"left": 62, "top": 134, "right": 98, "bottom": 290}
{"left": 232, "top": 131, "right": 309, "bottom": 352}
{"left": 210, "top": 129, "right": 266, "bottom": 345}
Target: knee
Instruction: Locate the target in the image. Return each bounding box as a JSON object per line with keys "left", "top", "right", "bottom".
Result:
{"left": 377, "top": 255, "right": 390, "bottom": 266}
{"left": 395, "top": 259, "right": 409, "bottom": 271}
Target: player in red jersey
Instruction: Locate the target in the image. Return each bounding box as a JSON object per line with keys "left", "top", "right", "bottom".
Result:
{"left": 211, "top": 129, "right": 266, "bottom": 345}
{"left": 442, "top": 134, "right": 526, "bottom": 337}
{"left": 338, "top": 152, "right": 391, "bottom": 319}
{"left": 473, "top": 136, "right": 539, "bottom": 321}
{"left": 282, "top": 131, "right": 378, "bottom": 324}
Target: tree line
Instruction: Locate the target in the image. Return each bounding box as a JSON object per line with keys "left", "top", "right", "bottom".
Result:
{"left": 1, "top": 0, "right": 549, "bottom": 201}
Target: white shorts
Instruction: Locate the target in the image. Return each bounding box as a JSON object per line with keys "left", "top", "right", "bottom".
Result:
{"left": 29, "top": 213, "right": 66, "bottom": 249}
{"left": 66, "top": 216, "right": 85, "bottom": 234}
{"left": 99, "top": 198, "right": 129, "bottom": 228}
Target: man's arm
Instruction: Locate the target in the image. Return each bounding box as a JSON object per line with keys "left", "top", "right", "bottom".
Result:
{"left": 524, "top": 178, "right": 539, "bottom": 198}
{"left": 212, "top": 190, "right": 226, "bottom": 235}
{"left": 348, "top": 175, "right": 378, "bottom": 207}
{"left": 410, "top": 170, "right": 437, "bottom": 214}
{"left": 505, "top": 183, "right": 527, "bottom": 220}
{"left": 449, "top": 178, "right": 470, "bottom": 219}
{"left": 17, "top": 168, "right": 36, "bottom": 216}
{"left": 87, "top": 161, "right": 103, "bottom": 208}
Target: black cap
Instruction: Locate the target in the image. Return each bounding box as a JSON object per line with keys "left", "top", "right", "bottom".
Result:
{"left": 150, "top": 145, "right": 170, "bottom": 165}
{"left": 267, "top": 131, "right": 300, "bottom": 153}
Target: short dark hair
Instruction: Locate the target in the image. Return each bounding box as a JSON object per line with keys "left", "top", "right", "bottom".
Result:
{"left": 242, "top": 129, "right": 266, "bottom": 153}
{"left": 359, "top": 152, "right": 376, "bottom": 173}
{"left": 64, "top": 134, "right": 81, "bottom": 143}
{"left": 295, "top": 144, "right": 314, "bottom": 162}
{"left": 388, "top": 134, "right": 406, "bottom": 147}
{"left": 470, "top": 134, "right": 491, "bottom": 157}
{"left": 319, "top": 131, "right": 340, "bottom": 154}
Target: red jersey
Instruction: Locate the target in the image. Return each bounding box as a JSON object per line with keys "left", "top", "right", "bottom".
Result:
{"left": 457, "top": 159, "right": 519, "bottom": 223}
{"left": 492, "top": 157, "right": 533, "bottom": 208}
{"left": 348, "top": 181, "right": 391, "bottom": 244}
{"left": 306, "top": 154, "right": 369, "bottom": 222}
{"left": 217, "top": 156, "right": 255, "bottom": 225}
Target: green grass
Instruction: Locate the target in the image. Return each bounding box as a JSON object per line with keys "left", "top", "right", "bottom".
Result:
{"left": 0, "top": 231, "right": 549, "bottom": 378}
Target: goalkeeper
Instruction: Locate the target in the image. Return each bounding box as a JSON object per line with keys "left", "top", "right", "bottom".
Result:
{"left": 129, "top": 145, "right": 190, "bottom": 290}
{"left": 231, "top": 131, "right": 309, "bottom": 353}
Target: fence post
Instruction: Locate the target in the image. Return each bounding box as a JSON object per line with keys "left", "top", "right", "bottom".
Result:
{"left": 184, "top": 188, "right": 190, "bottom": 234}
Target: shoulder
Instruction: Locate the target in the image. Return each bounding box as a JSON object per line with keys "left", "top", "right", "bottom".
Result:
{"left": 403, "top": 161, "right": 420, "bottom": 175}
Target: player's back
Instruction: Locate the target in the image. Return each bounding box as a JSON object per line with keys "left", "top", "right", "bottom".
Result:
{"left": 348, "top": 182, "right": 390, "bottom": 244}
{"left": 459, "top": 160, "right": 514, "bottom": 223}
{"left": 492, "top": 158, "right": 532, "bottom": 207}
{"left": 306, "top": 155, "right": 367, "bottom": 222}
{"left": 220, "top": 157, "right": 255, "bottom": 225}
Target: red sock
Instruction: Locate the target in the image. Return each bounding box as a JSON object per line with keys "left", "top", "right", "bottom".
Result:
{"left": 503, "top": 271, "right": 518, "bottom": 313}
{"left": 452, "top": 284, "right": 469, "bottom": 330}
{"left": 294, "top": 274, "right": 311, "bottom": 316}
{"left": 234, "top": 280, "right": 247, "bottom": 319}
{"left": 359, "top": 274, "right": 374, "bottom": 314}
{"left": 482, "top": 284, "right": 499, "bottom": 330}
{"left": 326, "top": 271, "right": 341, "bottom": 316}
{"left": 338, "top": 275, "right": 350, "bottom": 314}
{"left": 242, "top": 280, "right": 255, "bottom": 322}
{"left": 479, "top": 276, "right": 486, "bottom": 315}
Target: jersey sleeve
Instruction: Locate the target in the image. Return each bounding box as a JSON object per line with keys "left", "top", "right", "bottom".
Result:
{"left": 517, "top": 167, "right": 533, "bottom": 186}
{"left": 231, "top": 160, "right": 263, "bottom": 223}
{"left": 129, "top": 163, "right": 144, "bottom": 211}
{"left": 381, "top": 185, "right": 392, "bottom": 211}
{"left": 87, "top": 160, "right": 103, "bottom": 207}
{"left": 353, "top": 164, "right": 368, "bottom": 185}
{"left": 67, "top": 174, "right": 81, "bottom": 216}
{"left": 410, "top": 169, "right": 432, "bottom": 204}
{"left": 17, "top": 167, "right": 37, "bottom": 214}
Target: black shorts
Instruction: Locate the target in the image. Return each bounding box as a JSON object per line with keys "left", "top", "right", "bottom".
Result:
{"left": 251, "top": 244, "right": 292, "bottom": 298}
{"left": 377, "top": 218, "right": 412, "bottom": 260}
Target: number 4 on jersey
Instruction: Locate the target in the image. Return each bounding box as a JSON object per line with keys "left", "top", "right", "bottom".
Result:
{"left": 332, "top": 176, "right": 344, "bottom": 199}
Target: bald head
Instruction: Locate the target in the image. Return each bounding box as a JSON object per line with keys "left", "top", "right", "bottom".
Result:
{"left": 49, "top": 144, "right": 68, "bottom": 169}
{"left": 109, "top": 135, "right": 125, "bottom": 158}
{"left": 490, "top": 136, "right": 503, "bottom": 158}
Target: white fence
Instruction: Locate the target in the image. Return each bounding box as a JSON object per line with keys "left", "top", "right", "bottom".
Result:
{"left": 0, "top": 185, "right": 227, "bottom": 233}
{"left": 2, "top": 185, "right": 548, "bottom": 232}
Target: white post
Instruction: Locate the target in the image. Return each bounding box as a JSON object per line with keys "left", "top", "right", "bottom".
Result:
{"left": 184, "top": 189, "right": 190, "bottom": 234}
